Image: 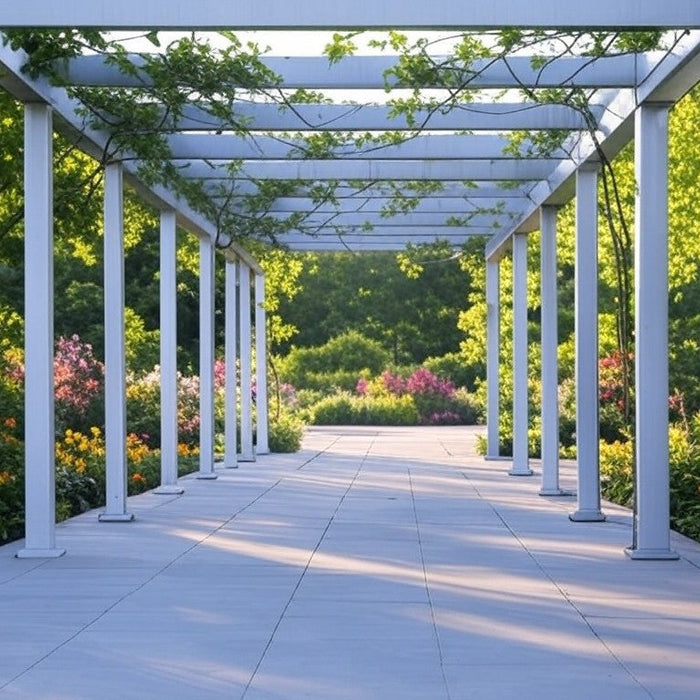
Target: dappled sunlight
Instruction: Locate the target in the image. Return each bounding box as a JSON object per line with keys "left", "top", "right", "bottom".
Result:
{"left": 174, "top": 606, "right": 240, "bottom": 625}
{"left": 422, "top": 606, "right": 611, "bottom": 659}
{"left": 173, "top": 527, "right": 572, "bottom": 606}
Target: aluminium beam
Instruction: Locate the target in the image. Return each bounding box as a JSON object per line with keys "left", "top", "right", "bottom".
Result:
{"left": 99, "top": 162, "right": 134, "bottom": 522}
{"left": 0, "top": 42, "right": 262, "bottom": 275}
{"left": 3, "top": 1, "right": 699, "bottom": 29}
{"left": 267, "top": 237, "right": 474, "bottom": 252}
{"left": 166, "top": 101, "right": 604, "bottom": 132}
{"left": 485, "top": 31, "right": 700, "bottom": 260}
{"left": 17, "top": 103, "right": 64, "bottom": 558}
{"left": 276, "top": 242, "right": 463, "bottom": 251}
{"left": 197, "top": 237, "right": 218, "bottom": 480}
{"left": 61, "top": 53, "right": 650, "bottom": 90}
{"left": 164, "top": 133, "right": 559, "bottom": 161}
{"left": 211, "top": 195, "right": 530, "bottom": 214}
{"left": 205, "top": 181, "right": 534, "bottom": 199}
{"left": 258, "top": 211, "right": 518, "bottom": 228}
{"left": 268, "top": 229, "right": 487, "bottom": 244}
{"left": 177, "top": 158, "right": 558, "bottom": 181}
{"left": 630, "top": 103, "right": 678, "bottom": 559}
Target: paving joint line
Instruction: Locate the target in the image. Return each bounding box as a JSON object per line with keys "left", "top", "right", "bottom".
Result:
{"left": 0, "top": 471, "right": 287, "bottom": 691}
{"left": 408, "top": 467, "right": 453, "bottom": 700}
{"left": 241, "top": 435, "right": 376, "bottom": 699}
{"left": 459, "top": 469, "right": 656, "bottom": 699}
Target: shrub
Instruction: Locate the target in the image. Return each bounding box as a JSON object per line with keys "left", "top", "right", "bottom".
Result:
{"left": 356, "top": 367, "right": 479, "bottom": 426}
{"left": 311, "top": 392, "right": 419, "bottom": 426}
{"left": 53, "top": 335, "right": 105, "bottom": 436}
{"left": 0, "top": 417, "right": 24, "bottom": 542}
{"left": 669, "top": 422, "right": 700, "bottom": 540}
{"left": 279, "top": 331, "right": 390, "bottom": 389}
{"left": 599, "top": 438, "right": 635, "bottom": 508}
{"left": 126, "top": 367, "right": 201, "bottom": 448}
{"left": 56, "top": 466, "right": 101, "bottom": 521}
{"left": 599, "top": 423, "right": 700, "bottom": 541}
{"left": 268, "top": 414, "right": 304, "bottom": 453}
{"left": 423, "top": 352, "right": 481, "bottom": 391}
{"left": 363, "top": 395, "right": 420, "bottom": 425}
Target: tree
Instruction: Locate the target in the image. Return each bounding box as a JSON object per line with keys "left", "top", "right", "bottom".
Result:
{"left": 277, "top": 243, "right": 468, "bottom": 364}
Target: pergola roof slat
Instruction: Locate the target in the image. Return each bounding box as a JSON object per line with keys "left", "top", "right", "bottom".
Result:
{"left": 3, "top": 0, "right": 699, "bottom": 30}
{"left": 217, "top": 196, "right": 526, "bottom": 214}
{"left": 167, "top": 101, "right": 605, "bottom": 132}
{"left": 62, "top": 53, "right": 652, "bottom": 90}
{"left": 164, "top": 133, "right": 564, "bottom": 161}
{"left": 177, "top": 158, "right": 560, "bottom": 181}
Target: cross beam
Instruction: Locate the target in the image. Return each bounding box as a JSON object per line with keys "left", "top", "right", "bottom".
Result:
{"left": 2, "top": 1, "right": 698, "bottom": 29}
{"left": 164, "top": 133, "right": 563, "bottom": 161}
{"left": 261, "top": 211, "right": 518, "bottom": 228}
{"left": 214, "top": 196, "right": 527, "bottom": 214}
{"left": 177, "top": 158, "right": 560, "bottom": 181}
{"left": 156, "top": 101, "right": 605, "bottom": 132}
{"left": 61, "top": 53, "right": 652, "bottom": 90}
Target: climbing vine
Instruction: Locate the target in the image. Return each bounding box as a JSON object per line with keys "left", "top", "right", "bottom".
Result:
{"left": 2, "top": 24, "right": 677, "bottom": 330}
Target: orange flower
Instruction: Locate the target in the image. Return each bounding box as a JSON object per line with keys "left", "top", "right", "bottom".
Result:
{"left": 132, "top": 473, "right": 145, "bottom": 483}
{"left": 3, "top": 417, "right": 16, "bottom": 429}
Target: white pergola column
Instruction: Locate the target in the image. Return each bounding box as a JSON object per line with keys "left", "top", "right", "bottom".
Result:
{"left": 510, "top": 233, "right": 533, "bottom": 476}
{"left": 570, "top": 164, "right": 605, "bottom": 522}
{"left": 197, "top": 236, "right": 217, "bottom": 480}
{"left": 628, "top": 103, "right": 678, "bottom": 559}
{"left": 239, "top": 263, "right": 255, "bottom": 462}
{"left": 224, "top": 257, "right": 238, "bottom": 469}
{"left": 154, "top": 211, "right": 183, "bottom": 495}
{"left": 254, "top": 272, "right": 270, "bottom": 455}
{"left": 17, "top": 104, "right": 65, "bottom": 557}
{"left": 99, "top": 162, "right": 133, "bottom": 522}
{"left": 539, "top": 206, "right": 564, "bottom": 496}
{"left": 485, "top": 259, "right": 501, "bottom": 459}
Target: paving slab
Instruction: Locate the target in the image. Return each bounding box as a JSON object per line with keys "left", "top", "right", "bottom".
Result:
{"left": 1, "top": 425, "right": 699, "bottom": 699}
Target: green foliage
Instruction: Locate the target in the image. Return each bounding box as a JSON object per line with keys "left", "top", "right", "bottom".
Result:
{"left": 278, "top": 248, "right": 468, "bottom": 363}
{"left": 124, "top": 308, "right": 160, "bottom": 375}
{"left": 268, "top": 414, "right": 304, "bottom": 453}
{"left": 0, "top": 420, "right": 24, "bottom": 542}
{"left": 323, "top": 32, "right": 360, "bottom": 64}
{"left": 55, "top": 466, "right": 101, "bottom": 521}
{"left": 278, "top": 331, "right": 390, "bottom": 389}
{"left": 423, "top": 352, "right": 481, "bottom": 392}
{"left": 599, "top": 439, "right": 635, "bottom": 508}
{"left": 126, "top": 368, "right": 201, "bottom": 448}
{"left": 600, "top": 423, "right": 700, "bottom": 542}
{"left": 257, "top": 248, "right": 304, "bottom": 351}
{"left": 311, "top": 393, "right": 419, "bottom": 426}
{"left": 669, "top": 422, "right": 700, "bottom": 540}
{"left": 0, "top": 305, "right": 23, "bottom": 352}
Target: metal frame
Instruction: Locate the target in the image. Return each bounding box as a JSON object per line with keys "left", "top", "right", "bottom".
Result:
{"left": 2, "top": 7, "right": 697, "bottom": 560}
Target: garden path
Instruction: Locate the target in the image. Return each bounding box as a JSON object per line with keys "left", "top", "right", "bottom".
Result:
{"left": 1, "top": 425, "right": 699, "bottom": 699}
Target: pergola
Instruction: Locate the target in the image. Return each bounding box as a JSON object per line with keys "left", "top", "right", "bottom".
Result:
{"left": 2, "top": 1, "right": 700, "bottom": 561}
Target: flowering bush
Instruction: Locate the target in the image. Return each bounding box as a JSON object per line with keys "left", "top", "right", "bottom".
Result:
{"left": 352, "top": 367, "right": 478, "bottom": 426}
{"left": 4, "top": 336, "right": 105, "bottom": 437}
{"left": 0, "top": 415, "right": 24, "bottom": 542}
{"left": 126, "top": 367, "right": 202, "bottom": 448}
{"left": 54, "top": 335, "right": 105, "bottom": 435}
{"left": 598, "top": 352, "right": 633, "bottom": 442}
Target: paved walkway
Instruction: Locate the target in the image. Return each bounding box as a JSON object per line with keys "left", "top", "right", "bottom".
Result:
{"left": 1, "top": 425, "right": 699, "bottom": 699}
